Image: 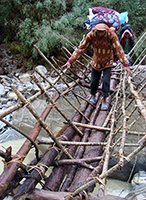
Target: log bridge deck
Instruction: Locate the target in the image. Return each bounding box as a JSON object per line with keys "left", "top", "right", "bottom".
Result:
{"left": 0, "top": 33, "right": 146, "bottom": 200}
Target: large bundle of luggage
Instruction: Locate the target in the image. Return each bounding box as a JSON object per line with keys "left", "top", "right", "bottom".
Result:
{"left": 83, "top": 7, "right": 128, "bottom": 31}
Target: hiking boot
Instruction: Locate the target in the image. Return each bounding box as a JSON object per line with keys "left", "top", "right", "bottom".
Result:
{"left": 101, "top": 103, "right": 108, "bottom": 111}
{"left": 90, "top": 97, "right": 97, "bottom": 105}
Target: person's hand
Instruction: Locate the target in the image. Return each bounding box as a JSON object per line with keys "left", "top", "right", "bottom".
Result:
{"left": 124, "top": 66, "right": 132, "bottom": 77}
{"left": 61, "top": 61, "right": 71, "bottom": 70}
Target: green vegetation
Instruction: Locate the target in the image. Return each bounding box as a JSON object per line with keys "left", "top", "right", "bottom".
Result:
{"left": 0, "top": 0, "right": 146, "bottom": 62}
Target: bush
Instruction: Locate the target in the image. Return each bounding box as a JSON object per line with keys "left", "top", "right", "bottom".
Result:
{"left": 16, "top": 0, "right": 89, "bottom": 59}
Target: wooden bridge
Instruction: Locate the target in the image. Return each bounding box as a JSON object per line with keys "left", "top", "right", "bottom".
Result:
{"left": 0, "top": 32, "right": 146, "bottom": 200}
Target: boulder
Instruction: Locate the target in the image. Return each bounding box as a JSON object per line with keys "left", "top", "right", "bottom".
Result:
{"left": 125, "top": 171, "right": 146, "bottom": 199}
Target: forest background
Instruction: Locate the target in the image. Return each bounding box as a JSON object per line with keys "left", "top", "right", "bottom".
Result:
{"left": 0, "top": 0, "right": 146, "bottom": 68}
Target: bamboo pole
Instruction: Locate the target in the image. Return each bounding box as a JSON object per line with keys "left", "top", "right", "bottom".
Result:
{"left": 61, "top": 40, "right": 92, "bottom": 61}
{"left": 109, "top": 70, "right": 145, "bottom": 145}
{"left": 115, "top": 80, "right": 146, "bottom": 123}
{"left": 37, "top": 140, "right": 141, "bottom": 147}
{"left": 32, "top": 75, "right": 84, "bottom": 137}
{"left": 62, "top": 44, "right": 91, "bottom": 64}
{"left": 0, "top": 118, "right": 39, "bottom": 161}
{"left": 133, "top": 48, "right": 146, "bottom": 66}
{"left": 33, "top": 44, "right": 82, "bottom": 105}
{"left": 60, "top": 46, "right": 91, "bottom": 83}
{"left": 112, "top": 115, "right": 141, "bottom": 148}
{"left": 130, "top": 39, "right": 146, "bottom": 61}
{"left": 131, "top": 55, "right": 146, "bottom": 80}
{"left": 54, "top": 157, "right": 103, "bottom": 166}
{"left": 68, "top": 67, "right": 90, "bottom": 84}
{"left": 136, "top": 76, "right": 146, "bottom": 88}
{"left": 0, "top": 66, "right": 70, "bottom": 120}
{"left": 120, "top": 130, "right": 145, "bottom": 135}
{"left": 38, "top": 139, "right": 107, "bottom": 146}
{"left": 98, "top": 72, "right": 123, "bottom": 196}
{"left": 128, "top": 32, "right": 146, "bottom": 59}
{"left": 128, "top": 76, "right": 146, "bottom": 121}
{"left": 118, "top": 71, "right": 127, "bottom": 168}
{"left": 12, "top": 85, "right": 73, "bottom": 160}
{"left": 111, "top": 113, "right": 141, "bottom": 151}
{"left": 70, "top": 122, "right": 111, "bottom": 131}
{"left": 51, "top": 54, "right": 89, "bottom": 96}
{"left": 34, "top": 69, "right": 89, "bottom": 122}
{"left": 71, "top": 92, "right": 96, "bottom": 107}
{"left": 133, "top": 66, "right": 146, "bottom": 79}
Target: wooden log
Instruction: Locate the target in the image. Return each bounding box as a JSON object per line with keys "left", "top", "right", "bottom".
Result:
{"left": 43, "top": 134, "right": 83, "bottom": 192}
{"left": 110, "top": 74, "right": 118, "bottom": 92}
{"left": 61, "top": 128, "right": 92, "bottom": 192}
{"left": 0, "top": 94, "right": 59, "bottom": 198}
{"left": 27, "top": 189, "right": 69, "bottom": 200}
{"left": 70, "top": 161, "right": 104, "bottom": 200}
{"left": 67, "top": 96, "right": 111, "bottom": 193}
{"left": 22, "top": 188, "right": 127, "bottom": 200}
{"left": 61, "top": 95, "right": 102, "bottom": 191}
{"left": 13, "top": 101, "right": 88, "bottom": 199}
{"left": 43, "top": 100, "right": 96, "bottom": 191}
{"left": 0, "top": 171, "right": 24, "bottom": 200}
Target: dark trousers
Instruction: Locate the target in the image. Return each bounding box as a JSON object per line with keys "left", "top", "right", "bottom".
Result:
{"left": 90, "top": 67, "right": 112, "bottom": 97}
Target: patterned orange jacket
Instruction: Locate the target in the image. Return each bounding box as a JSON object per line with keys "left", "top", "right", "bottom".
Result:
{"left": 69, "top": 23, "right": 129, "bottom": 70}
